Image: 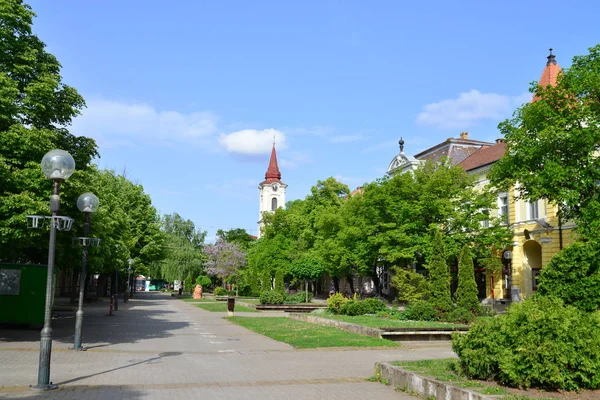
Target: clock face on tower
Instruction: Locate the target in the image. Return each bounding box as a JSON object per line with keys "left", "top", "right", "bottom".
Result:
{"left": 272, "top": 183, "right": 278, "bottom": 191}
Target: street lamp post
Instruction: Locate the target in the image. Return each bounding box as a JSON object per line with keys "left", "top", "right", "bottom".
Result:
{"left": 32, "top": 149, "right": 75, "bottom": 391}
{"left": 71, "top": 193, "right": 99, "bottom": 351}
{"left": 126, "top": 259, "right": 133, "bottom": 303}
{"left": 114, "top": 267, "right": 119, "bottom": 311}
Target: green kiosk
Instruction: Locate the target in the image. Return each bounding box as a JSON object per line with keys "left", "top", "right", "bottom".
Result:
{"left": 0, "top": 264, "right": 49, "bottom": 325}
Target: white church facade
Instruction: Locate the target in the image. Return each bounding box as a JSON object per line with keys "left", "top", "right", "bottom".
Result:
{"left": 257, "top": 145, "right": 287, "bottom": 238}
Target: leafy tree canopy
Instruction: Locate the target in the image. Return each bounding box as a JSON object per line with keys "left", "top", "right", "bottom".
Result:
{"left": 489, "top": 44, "right": 600, "bottom": 238}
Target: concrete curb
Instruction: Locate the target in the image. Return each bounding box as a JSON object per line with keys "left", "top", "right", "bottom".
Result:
{"left": 374, "top": 362, "right": 503, "bottom": 400}
{"left": 288, "top": 313, "right": 383, "bottom": 338}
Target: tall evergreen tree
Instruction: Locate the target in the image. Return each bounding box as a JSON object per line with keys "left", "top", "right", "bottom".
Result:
{"left": 456, "top": 244, "right": 481, "bottom": 313}
{"left": 427, "top": 230, "right": 452, "bottom": 313}
{"left": 274, "top": 269, "right": 285, "bottom": 293}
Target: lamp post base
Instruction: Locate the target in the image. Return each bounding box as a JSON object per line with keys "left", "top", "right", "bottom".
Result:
{"left": 30, "top": 383, "right": 58, "bottom": 391}
{"left": 68, "top": 346, "right": 86, "bottom": 351}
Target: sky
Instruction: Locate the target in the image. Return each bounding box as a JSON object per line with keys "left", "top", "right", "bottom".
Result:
{"left": 27, "top": 0, "right": 600, "bottom": 241}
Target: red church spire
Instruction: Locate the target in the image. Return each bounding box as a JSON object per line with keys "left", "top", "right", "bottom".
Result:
{"left": 532, "top": 48, "right": 561, "bottom": 102}
{"left": 261, "top": 144, "right": 283, "bottom": 184}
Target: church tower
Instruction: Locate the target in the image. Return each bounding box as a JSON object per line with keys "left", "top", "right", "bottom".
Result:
{"left": 258, "top": 144, "right": 287, "bottom": 237}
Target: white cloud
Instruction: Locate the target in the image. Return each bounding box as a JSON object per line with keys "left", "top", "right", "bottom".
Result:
{"left": 330, "top": 134, "right": 365, "bottom": 143}
{"left": 218, "top": 129, "right": 286, "bottom": 155}
{"left": 70, "top": 98, "right": 218, "bottom": 147}
{"left": 416, "top": 90, "right": 530, "bottom": 129}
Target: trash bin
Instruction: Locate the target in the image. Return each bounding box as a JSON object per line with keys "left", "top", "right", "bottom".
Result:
{"left": 511, "top": 286, "right": 521, "bottom": 303}
{"left": 227, "top": 296, "right": 235, "bottom": 313}
{"left": 0, "top": 264, "right": 51, "bottom": 325}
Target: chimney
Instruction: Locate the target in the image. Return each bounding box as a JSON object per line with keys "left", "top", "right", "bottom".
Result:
{"left": 459, "top": 132, "right": 469, "bottom": 140}
{"left": 495, "top": 138, "right": 505, "bottom": 144}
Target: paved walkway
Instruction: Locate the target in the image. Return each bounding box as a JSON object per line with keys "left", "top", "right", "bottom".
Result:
{"left": 0, "top": 292, "right": 455, "bottom": 399}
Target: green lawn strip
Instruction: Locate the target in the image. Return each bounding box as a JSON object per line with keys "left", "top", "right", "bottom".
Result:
{"left": 181, "top": 298, "right": 218, "bottom": 303}
{"left": 196, "top": 303, "right": 258, "bottom": 312}
{"left": 321, "top": 314, "right": 469, "bottom": 329}
{"left": 229, "top": 317, "right": 399, "bottom": 349}
{"left": 237, "top": 299, "right": 261, "bottom": 304}
{"left": 393, "top": 359, "right": 507, "bottom": 396}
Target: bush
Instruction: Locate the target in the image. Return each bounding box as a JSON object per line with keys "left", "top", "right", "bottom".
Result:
{"left": 391, "top": 267, "right": 430, "bottom": 304}
{"left": 537, "top": 241, "right": 600, "bottom": 312}
{"left": 195, "top": 275, "right": 211, "bottom": 288}
{"left": 452, "top": 296, "right": 600, "bottom": 391}
{"left": 477, "top": 306, "right": 497, "bottom": 317}
{"left": 284, "top": 291, "right": 313, "bottom": 304}
{"left": 213, "top": 287, "right": 228, "bottom": 296}
{"left": 339, "top": 300, "right": 366, "bottom": 316}
{"left": 259, "top": 290, "right": 285, "bottom": 305}
{"left": 184, "top": 275, "right": 194, "bottom": 294}
{"left": 445, "top": 307, "right": 475, "bottom": 324}
{"left": 451, "top": 316, "right": 503, "bottom": 379}
{"left": 402, "top": 300, "right": 437, "bottom": 321}
{"left": 339, "top": 298, "right": 387, "bottom": 316}
{"left": 327, "top": 292, "right": 348, "bottom": 314}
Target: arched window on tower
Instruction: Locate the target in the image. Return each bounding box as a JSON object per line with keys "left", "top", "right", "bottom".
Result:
{"left": 271, "top": 197, "right": 278, "bottom": 211}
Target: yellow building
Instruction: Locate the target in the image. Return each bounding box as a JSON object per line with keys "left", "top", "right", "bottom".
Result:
{"left": 459, "top": 49, "right": 576, "bottom": 301}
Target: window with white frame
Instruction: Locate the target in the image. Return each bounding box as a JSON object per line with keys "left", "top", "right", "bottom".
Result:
{"left": 498, "top": 193, "right": 509, "bottom": 224}
{"left": 480, "top": 209, "right": 490, "bottom": 228}
{"left": 529, "top": 200, "right": 539, "bottom": 220}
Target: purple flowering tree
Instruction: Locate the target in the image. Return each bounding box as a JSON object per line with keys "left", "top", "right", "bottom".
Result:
{"left": 204, "top": 240, "right": 247, "bottom": 294}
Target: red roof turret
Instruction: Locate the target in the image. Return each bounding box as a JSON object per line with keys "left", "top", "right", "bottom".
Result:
{"left": 260, "top": 145, "right": 284, "bottom": 185}
{"left": 532, "top": 48, "right": 561, "bottom": 102}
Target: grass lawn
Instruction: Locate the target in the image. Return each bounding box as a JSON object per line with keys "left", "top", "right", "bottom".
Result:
{"left": 237, "top": 299, "right": 260, "bottom": 304}
{"left": 181, "top": 298, "right": 218, "bottom": 303}
{"left": 392, "top": 359, "right": 557, "bottom": 399}
{"left": 196, "top": 303, "right": 258, "bottom": 312}
{"left": 321, "top": 314, "right": 469, "bottom": 329}
{"left": 393, "top": 359, "right": 508, "bottom": 396}
{"left": 228, "top": 317, "right": 399, "bottom": 349}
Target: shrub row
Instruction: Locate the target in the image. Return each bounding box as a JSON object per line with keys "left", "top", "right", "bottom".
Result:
{"left": 259, "top": 290, "right": 312, "bottom": 305}
{"left": 452, "top": 296, "right": 600, "bottom": 391}
{"left": 326, "top": 294, "right": 388, "bottom": 316}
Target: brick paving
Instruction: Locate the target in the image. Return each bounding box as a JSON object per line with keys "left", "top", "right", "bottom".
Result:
{"left": 0, "top": 292, "right": 455, "bottom": 399}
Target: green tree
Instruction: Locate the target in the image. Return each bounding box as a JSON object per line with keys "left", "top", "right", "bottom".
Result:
{"left": 290, "top": 253, "right": 324, "bottom": 302}
{"left": 157, "top": 213, "right": 207, "bottom": 282}
{"left": 537, "top": 241, "right": 600, "bottom": 312}
{"left": 489, "top": 44, "right": 600, "bottom": 239}
{"left": 274, "top": 269, "right": 284, "bottom": 293}
{"left": 216, "top": 228, "right": 255, "bottom": 250}
{"left": 0, "top": 1, "right": 97, "bottom": 263}
{"left": 391, "top": 267, "right": 430, "bottom": 304}
{"left": 456, "top": 245, "right": 481, "bottom": 313}
{"left": 427, "top": 230, "right": 452, "bottom": 313}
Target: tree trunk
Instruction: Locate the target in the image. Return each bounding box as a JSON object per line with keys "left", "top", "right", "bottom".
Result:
{"left": 332, "top": 276, "right": 340, "bottom": 293}
{"left": 371, "top": 263, "right": 381, "bottom": 297}
{"left": 305, "top": 280, "right": 308, "bottom": 303}
{"left": 348, "top": 274, "right": 355, "bottom": 297}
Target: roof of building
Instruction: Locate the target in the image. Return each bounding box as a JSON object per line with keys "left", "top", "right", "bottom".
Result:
{"left": 533, "top": 48, "right": 561, "bottom": 102}
{"left": 260, "top": 145, "right": 285, "bottom": 185}
{"left": 350, "top": 186, "right": 363, "bottom": 196}
{"left": 459, "top": 140, "right": 507, "bottom": 172}
{"left": 413, "top": 132, "right": 494, "bottom": 165}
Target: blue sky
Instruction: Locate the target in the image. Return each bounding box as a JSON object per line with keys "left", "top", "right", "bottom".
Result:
{"left": 28, "top": 0, "right": 600, "bottom": 241}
